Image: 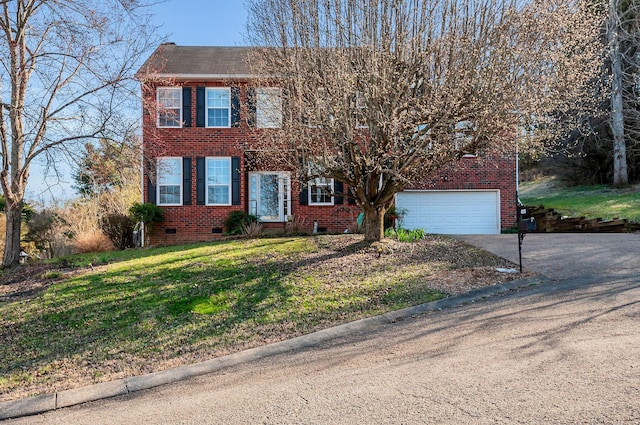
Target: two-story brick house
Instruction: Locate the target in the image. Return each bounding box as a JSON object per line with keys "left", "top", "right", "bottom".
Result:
{"left": 136, "top": 43, "right": 516, "bottom": 245}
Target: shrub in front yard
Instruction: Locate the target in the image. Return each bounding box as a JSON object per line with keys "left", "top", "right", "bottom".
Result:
{"left": 242, "top": 221, "right": 263, "bottom": 238}
{"left": 385, "top": 227, "right": 426, "bottom": 242}
{"left": 73, "top": 231, "right": 114, "bottom": 253}
{"left": 224, "top": 210, "right": 258, "bottom": 235}
{"left": 100, "top": 214, "right": 136, "bottom": 250}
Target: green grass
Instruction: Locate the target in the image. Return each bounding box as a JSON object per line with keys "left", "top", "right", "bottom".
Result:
{"left": 520, "top": 181, "right": 640, "bottom": 223}
{"left": 2, "top": 236, "right": 480, "bottom": 401}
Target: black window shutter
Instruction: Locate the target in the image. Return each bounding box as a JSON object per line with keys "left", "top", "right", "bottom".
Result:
{"left": 231, "top": 156, "right": 241, "bottom": 205}
{"left": 147, "top": 176, "right": 156, "bottom": 205}
{"left": 196, "top": 87, "right": 205, "bottom": 127}
{"left": 147, "top": 161, "right": 157, "bottom": 205}
{"left": 183, "top": 157, "right": 192, "bottom": 205}
{"left": 299, "top": 186, "right": 309, "bottom": 206}
{"left": 281, "top": 88, "right": 289, "bottom": 125}
{"left": 231, "top": 87, "right": 241, "bottom": 128}
{"left": 196, "top": 157, "right": 205, "bottom": 205}
{"left": 182, "top": 87, "right": 192, "bottom": 127}
{"left": 334, "top": 181, "right": 344, "bottom": 205}
{"left": 247, "top": 88, "right": 256, "bottom": 128}
{"left": 348, "top": 186, "right": 357, "bottom": 205}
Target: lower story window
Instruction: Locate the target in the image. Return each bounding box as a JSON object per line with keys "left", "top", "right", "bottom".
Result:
{"left": 249, "top": 172, "right": 290, "bottom": 222}
{"left": 206, "top": 157, "right": 231, "bottom": 205}
{"left": 309, "top": 177, "right": 334, "bottom": 205}
{"left": 157, "top": 157, "right": 182, "bottom": 206}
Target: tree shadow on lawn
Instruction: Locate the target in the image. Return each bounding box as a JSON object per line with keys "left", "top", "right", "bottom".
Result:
{"left": 0, "top": 240, "right": 256, "bottom": 302}
{"left": 0, "top": 236, "right": 390, "bottom": 397}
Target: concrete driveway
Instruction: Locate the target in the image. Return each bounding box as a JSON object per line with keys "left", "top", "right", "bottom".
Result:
{"left": 456, "top": 233, "right": 640, "bottom": 280}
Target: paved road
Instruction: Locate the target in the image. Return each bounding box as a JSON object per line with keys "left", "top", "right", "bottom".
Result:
{"left": 6, "top": 235, "right": 639, "bottom": 424}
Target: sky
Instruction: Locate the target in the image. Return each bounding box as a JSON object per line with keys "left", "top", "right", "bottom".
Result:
{"left": 151, "top": 0, "right": 249, "bottom": 47}
{"left": 27, "top": 0, "right": 249, "bottom": 205}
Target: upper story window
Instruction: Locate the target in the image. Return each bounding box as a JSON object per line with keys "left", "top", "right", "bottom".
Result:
{"left": 157, "top": 157, "right": 182, "bottom": 205}
{"left": 256, "top": 87, "right": 282, "bottom": 128}
{"left": 355, "top": 91, "right": 367, "bottom": 129}
{"left": 157, "top": 87, "right": 182, "bottom": 128}
{"left": 454, "top": 121, "right": 477, "bottom": 157}
{"left": 309, "top": 177, "right": 334, "bottom": 206}
{"left": 206, "top": 88, "right": 231, "bottom": 127}
{"left": 206, "top": 157, "right": 231, "bottom": 205}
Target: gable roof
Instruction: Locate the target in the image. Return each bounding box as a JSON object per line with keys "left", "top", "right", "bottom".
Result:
{"left": 136, "top": 44, "right": 253, "bottom": 81}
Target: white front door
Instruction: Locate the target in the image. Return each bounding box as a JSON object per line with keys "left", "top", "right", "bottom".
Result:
{"left": 248, "top": 172, "right": 290, "bottom": 222}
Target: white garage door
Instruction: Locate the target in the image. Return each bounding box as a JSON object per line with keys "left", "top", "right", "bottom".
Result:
{"left": 395, "top": 190, "right": 500, "bottom": 235}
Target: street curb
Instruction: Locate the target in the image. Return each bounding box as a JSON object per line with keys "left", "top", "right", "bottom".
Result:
{"left": 0, "top": 276, "right": 549, "bottom": 421}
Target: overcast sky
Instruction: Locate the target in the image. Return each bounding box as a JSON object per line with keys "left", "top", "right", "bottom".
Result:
{"left": 27, "top": 0, "right": 250, "bottom": 204}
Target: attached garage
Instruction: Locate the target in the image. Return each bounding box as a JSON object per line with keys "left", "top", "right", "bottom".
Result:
{"left": 395, "top": 190, "right": 501, "bottom": 235}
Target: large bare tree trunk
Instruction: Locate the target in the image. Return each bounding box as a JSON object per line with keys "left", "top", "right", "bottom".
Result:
{"left": 609, "top": 0, "right": 629, "bottom": 187}
{"left": 363, "top": 206, "right": 385, "bottom": 242}
{"left": 0, "top": 1, "right": 156, "bottom": 267}
{"left": 3, "top": 201, "right": 22, "bottom": 268}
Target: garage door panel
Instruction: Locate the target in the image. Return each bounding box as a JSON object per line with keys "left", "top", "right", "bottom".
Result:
{"left": 396, "top": 190, "right": 500, "bottom": 235}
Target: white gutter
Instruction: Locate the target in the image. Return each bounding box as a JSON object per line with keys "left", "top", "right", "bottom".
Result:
{"left": 140, "top": 141, "right": 146, "bottom": 247}
{"left": 139, "top": 73, "right": 257, "bottom": 81}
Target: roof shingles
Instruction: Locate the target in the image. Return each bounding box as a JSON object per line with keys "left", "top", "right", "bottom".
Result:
{"left": 137, "top": 44, "right": 252, "bottom": 80}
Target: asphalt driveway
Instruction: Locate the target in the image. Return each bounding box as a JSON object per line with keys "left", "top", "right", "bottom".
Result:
{"left": 456, "top": 233, "right": 640, "bottom": 280}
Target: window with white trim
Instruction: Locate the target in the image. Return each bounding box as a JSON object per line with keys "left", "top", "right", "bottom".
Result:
{"left": 355, "top": 91, "right": 367, "bottom": 129}
{"left": 256, "top": 87, "right": 282, "bottom": 128}
{"left": 157, "top": 157, "right": 182, "bottom": 205}
{"left": 309, "top": 177, "right": 334, "bottom": 205}
{"left": 206, "top": 157, "right": 231, "bottom": 205}
{"left": 157, "top": 87, "right": 182, "bottom": 128}
{"left": 454, "top": 121, "right": 477, "bottom": 157}
{"left": 206, "top": 88, "right": 231, "bottom": 127}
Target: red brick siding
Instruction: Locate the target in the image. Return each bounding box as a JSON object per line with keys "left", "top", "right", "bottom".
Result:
{"left": 143, "top": 82, "right": 362, "bottom": 245}
{"left": 409, "top": 153, "right": 517, "bottom": 231}
{"left": 142, "top": 81, "right": 516, "bottom": 245}
{"left": 292, "top": 180, "right": 361, "bottom": 233}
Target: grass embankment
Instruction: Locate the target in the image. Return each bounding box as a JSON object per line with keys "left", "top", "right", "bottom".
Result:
{"left": 520, "top": 179, "right": 640, "bottom": 223}
{"left": 0, "top": 235, "right": 523, "bottom": 402}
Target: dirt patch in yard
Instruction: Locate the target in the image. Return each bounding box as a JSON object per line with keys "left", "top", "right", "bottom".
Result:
{"left": 309, "top": 235, "right": 531, "bottom": 295}
{"left": 0, "top": 263, "right": 85, "bottom": 302}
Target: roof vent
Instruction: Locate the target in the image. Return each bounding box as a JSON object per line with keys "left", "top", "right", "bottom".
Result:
{"left": 161, "top": 42, "right": 176, "bottom": 45}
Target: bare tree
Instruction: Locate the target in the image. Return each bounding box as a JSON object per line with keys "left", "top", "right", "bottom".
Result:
{"left": 245, "top": 0, "right": 603, "bottom": 241}
{"left": 607, "top": 0, "right": 640, "bottom": 187}
{"left": 609, "top": 0, "right": 629, "bottom": 187}
{"left": 0, "top": 0, "right": 158, "bottom": 268}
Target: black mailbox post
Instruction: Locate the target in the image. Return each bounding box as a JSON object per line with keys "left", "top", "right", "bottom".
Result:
{"left": 517, "top": 200, "right": 536, "bottom": 273}
{"left": 518, "top": 217, "right": 537, "bottom": 233}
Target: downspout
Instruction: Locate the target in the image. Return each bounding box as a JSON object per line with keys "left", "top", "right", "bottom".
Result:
{"left": 515, "top": 126, "right": 519, "bottom": 202}
{"left": 140, "top": 141, "right": 145, "bottom": 247}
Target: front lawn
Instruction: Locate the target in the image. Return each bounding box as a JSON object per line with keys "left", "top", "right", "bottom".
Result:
{"left": 520, "top": 180, "right": 640, "bottom": 223}
{"left": 0, "top": 235, "right": 524, "bottom": 402}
